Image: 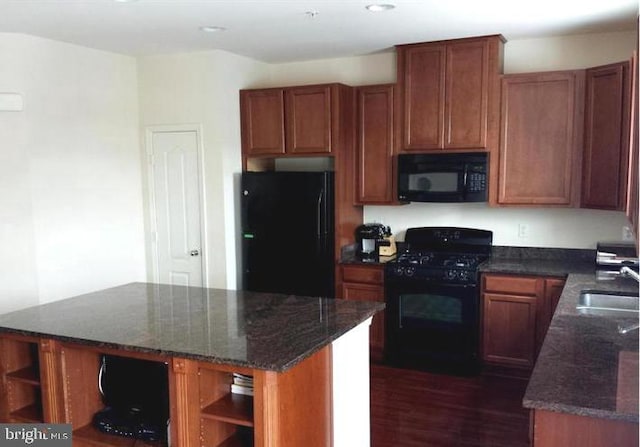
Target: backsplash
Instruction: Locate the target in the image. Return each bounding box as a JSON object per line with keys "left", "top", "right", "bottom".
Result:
{"left": 364, "top": 203, "right": 630, "bottom": 249}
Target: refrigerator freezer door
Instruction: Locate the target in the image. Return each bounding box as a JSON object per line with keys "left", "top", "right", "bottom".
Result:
{"left": 241, "top": 172, "right": 334, "bottom": 297}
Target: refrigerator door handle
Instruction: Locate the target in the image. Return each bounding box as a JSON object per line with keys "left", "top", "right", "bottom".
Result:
{"left": 316, "top": 189, "right": 323, "bottom": 238}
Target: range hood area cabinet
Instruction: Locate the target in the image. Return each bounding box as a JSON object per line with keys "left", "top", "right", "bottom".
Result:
{"left": 495, "top": 70, "right": 585, "bottom": 206}
{"left": 240, "top": 83, "right": 352, "bottom": 162}
{"left": 396, "top": 35, "right": 504, "bottom": 152}
{"left": 581, "top": 61, "right": 631, "bottom": 211}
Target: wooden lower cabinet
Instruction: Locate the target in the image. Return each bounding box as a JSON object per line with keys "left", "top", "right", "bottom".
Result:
{"left": 481, "top": 274, "right": 565, "bottom": 369}
{"left": 340, "top": 264, "right": 385, "bottom": 362}
{"left": 0, "top": 334, "right": 332, "bottom": 447}
{"left": 532, "top": 409, "right": 638, "bottom": 447}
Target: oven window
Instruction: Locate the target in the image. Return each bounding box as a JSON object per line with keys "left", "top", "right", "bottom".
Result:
{"left": 407, "top": 172, "right": 459, "bottom": 193}
{"left": 400, "top": 293, "right": 462, "bottom": 324}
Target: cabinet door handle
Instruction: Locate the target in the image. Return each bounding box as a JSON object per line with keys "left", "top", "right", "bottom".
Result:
{"left": 190, "top": 250, "right": 200, "bottom": 257}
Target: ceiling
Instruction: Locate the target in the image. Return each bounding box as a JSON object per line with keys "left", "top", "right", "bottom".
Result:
{"left": 0, "top": 0, "right": 637, "bottom": 63}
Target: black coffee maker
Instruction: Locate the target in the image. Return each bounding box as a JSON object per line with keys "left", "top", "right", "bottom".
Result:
{"left": 355, "top": 223, "right": 392, "bottom": 261}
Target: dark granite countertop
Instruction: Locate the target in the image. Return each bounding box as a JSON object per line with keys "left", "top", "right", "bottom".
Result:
{"left": 479, "top": 246, "right": 596, "bottom": 276}
{"left": 0, "top": 282, "right": 384, "bottom": 372}
{"left": 523, "top": 273, "right": 639, "bottom": 422}
{"left": 477, "top": 246, "right": 638, "bottom": 423}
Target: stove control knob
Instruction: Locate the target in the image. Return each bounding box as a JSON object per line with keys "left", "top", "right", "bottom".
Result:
{"left": 404, "top": 266, "right": 416, "bottom": 277}
{"left": 445, "top": 270, "right": 457, "bottom": 280}
{"left": 393, "top": 266, "right": 404, "bottom": 276}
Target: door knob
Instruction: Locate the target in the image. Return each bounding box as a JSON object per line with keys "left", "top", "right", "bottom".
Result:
{"left": 190, "top": 250, "right": 200, "bottom": 256}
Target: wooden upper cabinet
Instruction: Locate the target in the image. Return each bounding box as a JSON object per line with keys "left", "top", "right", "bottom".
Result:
{"left": 497, "top": 71, "right": 584, "bottom": 206}
{"left": 356, "top": 84, "right": 395, "bottom": 204}
{"left": 445, "top": 39, "right": 490, "bottom": 149}
{"left": 285, "top": 85, "right": 333, "bottom": 155}
{"left": 582, "top": 62, "right": 631, "bottom": 210}
{"left": 400, "top": 44, "right": 446, "bottom": 150}
{"left": 240, "top": 84, "right": 337, "bottom": 159}
{"left": 240, "top": 88, "right": 286, "bottom": 156}
{"left": 397, "top": 35, "right": 503, "bottom": 152}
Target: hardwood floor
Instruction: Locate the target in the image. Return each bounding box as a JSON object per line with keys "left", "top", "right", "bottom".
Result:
{"left": 370, "top": 365, "right": 531, "bottom": 447}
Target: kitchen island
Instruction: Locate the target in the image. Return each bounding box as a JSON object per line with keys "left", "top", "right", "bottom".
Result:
{"left": 0, "top": 282, "right": 384, "bottom": 447}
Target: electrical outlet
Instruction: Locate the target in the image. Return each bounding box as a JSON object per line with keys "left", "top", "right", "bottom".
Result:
{"left": 518, "top": 224, "right": 529, "bottom": 239}
{"left": 622, "top": 226, "right": 634, "bottom": 241}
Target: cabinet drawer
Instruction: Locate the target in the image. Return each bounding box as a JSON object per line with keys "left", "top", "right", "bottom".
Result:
{"left": 483, "top": 274, "right": 539, "bottom": 295}
{"left": 342, "top": 265, "right": 384, "bottom": 285}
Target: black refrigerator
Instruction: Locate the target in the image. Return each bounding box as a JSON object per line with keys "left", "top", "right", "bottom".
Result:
{"left": 241, "top": 171, "right": 335, "bottom": 298}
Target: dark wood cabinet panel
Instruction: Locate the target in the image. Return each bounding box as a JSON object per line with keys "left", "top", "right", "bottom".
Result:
{"left": 582, "top": 62, "right": 631, "bottom": 210}
{"left": 482, "top": 274, "right": 565, "bottom": 370}
{"left": 538, "top": 278, "right": 565, "bottom": 353}
{"left": 397, "top": 35, "right": 503, "bottom": 153}
{"left": 533, "top": 410, "right": 639, "bottom": 447}
{"left": 356, "top": 84, "right": 396, "bottom": 204}
{"left": 445, "top": 39, "right": 489, "bottom": 149}
{"left": 626, "top": 51, "right": 639, "bottom": 245}
{"left": 241, "top": 84, "right": 337, "bottom": 158}
{"left": 399, "top": 44, "right": 446, "bottom": 150}
{"left": 240, "top": 88, "right": 286, "bottom": 156}
{"left": 482, "top": 292, "right": 537, "bottom": 368}
{"left": 340, "top": 264, "right": 385, "bottom": 362}
{"left": 498, "top": 71, "right": 584, "bottom": 206}
{"left": 285, "top": 85, "right": 332, "bottom": 155}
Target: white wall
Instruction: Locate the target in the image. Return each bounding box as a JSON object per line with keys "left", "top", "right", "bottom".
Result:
{"left": 0, "top": 33, "right": 146, "bottom": 313}
{"left": 256, "top": 30, "right": 636, "bottom": 249}
{"left": 137, "top": 50, "right": 270, "bottom": 290}
{"left": 504, "top": 30, "right": 637, "bottom": 73}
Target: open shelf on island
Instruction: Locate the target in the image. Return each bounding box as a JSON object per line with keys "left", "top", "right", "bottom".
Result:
{"left": 9, "top": 403, "right": 43, "bottom": 423}
{"left": 202, "top": 393, "right": 254, "bottom": 427}
{"left": 7, "top": 366, "right": 40, "bottom": 385}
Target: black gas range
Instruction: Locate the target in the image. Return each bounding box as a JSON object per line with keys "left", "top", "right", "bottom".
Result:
{"left": 385, "top": 227, "right": 492, "bottom": 374}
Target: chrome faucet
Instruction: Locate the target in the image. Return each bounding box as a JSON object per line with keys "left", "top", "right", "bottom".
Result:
{"left": 618, "top": 322, "right": 640, "bottom": 334}
{"left": 619, "top": 266, "right": 640, "bottom": 283}
{"left": 617, "top": 266, "right": 639, "bottom": 334}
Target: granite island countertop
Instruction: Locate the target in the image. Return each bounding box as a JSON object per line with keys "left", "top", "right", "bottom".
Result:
{"left": 481, "top": 248, "right": 638, "bottom": 423}
{"left": 0, "top": 282, "right": 384, "bottom": 372}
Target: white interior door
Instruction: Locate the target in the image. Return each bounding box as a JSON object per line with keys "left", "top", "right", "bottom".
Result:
{"left": 149, "top": 128, "right": 204, "bottom": 287}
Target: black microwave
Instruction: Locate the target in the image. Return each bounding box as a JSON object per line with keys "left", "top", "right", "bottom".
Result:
{"left": 397, "top": 152, "right": 488, "bottom": 202}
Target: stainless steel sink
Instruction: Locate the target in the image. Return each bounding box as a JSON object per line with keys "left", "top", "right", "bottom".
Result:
{"left": 576, "top": 291, "right": 640, "bottom": 315}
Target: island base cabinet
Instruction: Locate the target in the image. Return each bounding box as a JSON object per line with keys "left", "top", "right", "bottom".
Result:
{"left": 532, "top": 410, "right": 638, "bottom": 447}
{"left": 0, "top": 335, "right": 334, "bottom": 447}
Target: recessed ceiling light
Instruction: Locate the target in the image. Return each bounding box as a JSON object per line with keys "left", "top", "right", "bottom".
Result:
{"left": 199, "top": 26, "right": 227, "bottom": 33}
{"left": 113, "top": 0, "right": 138, "bottom": 3}
{"left": 365, "top": 4, "right": 396, "bottom": 12}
